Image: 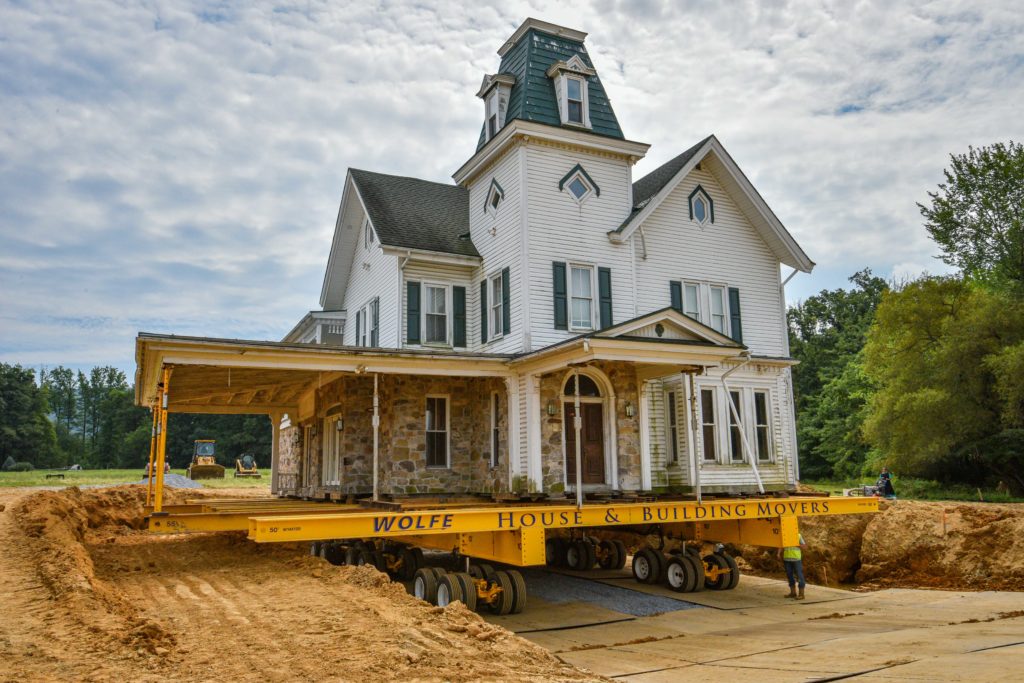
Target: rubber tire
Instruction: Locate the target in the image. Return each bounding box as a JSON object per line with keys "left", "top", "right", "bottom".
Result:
{"left": 598, "top": 540, "right": 620, "bottom": 569}
{"left": 507, "top": 569, "right": 527, "bottom": 614}
{"left": 371, "top": 550, "right": 387, "bottom": 572}
{"left": 545, "top": 537, "right": 561, "bottom": 566}
{"left": 566, "top": 540, "right": 589, "bottom": 570}
{"left": 631, "top": 548, "right": 660, "bottom": 584}
{"left": 583, "top": 540, "right": 597, "bottom": 570}
{"left": 612, "top": 540, "right": 628, "bottom": 569}
{"left": 719, "top": 552, "right": 740, "bottom": 590}
{"left": 477, "top": 563, "right": 496, "bottom": 583}
{"left": 664, "top": 555, "right": 696, "bottom": 593}
{"left": 704, "top": 554, "right": 729, "bottom": 590}
{"left": 413, "top": 568, "right": 438, "bottom": 604}
{"left": 429, "top": 566, "right": 447, "bottom": 579}
{"left": 453, "top": 572, "right": 478, "bottom": 611}
{"left": 687, "top": 553, "right": 706, "bottom": 592}
{"left": 400, "top": 547, "right": 419, "bottom": 580}
{"left": 437, "top": 573, "right": 463, "bottom": 607}
{"left": 468, "top": 565, "right": 484, "bottom": 580}
{"left": 310, "top": 541, "right": 322, "bottom": 557}
{"left": 344, "top": 546, "right": 360, "bottom": 566}
{"left": 324, "top": 543, "right": 346, "bottom": 566}
{"left": 488, "top": 570, "right": 515, "bottom": 615}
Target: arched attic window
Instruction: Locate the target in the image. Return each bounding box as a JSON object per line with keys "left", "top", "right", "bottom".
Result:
{"left": 688, "top": 185, "right": 714, "bottom": 225}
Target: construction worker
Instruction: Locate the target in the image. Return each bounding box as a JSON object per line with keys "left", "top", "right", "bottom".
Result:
{"left": 778, "top": 533, "right": 808, "bottom": 600}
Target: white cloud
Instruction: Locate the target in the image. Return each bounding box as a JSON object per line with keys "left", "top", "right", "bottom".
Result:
{"left": 0, "top": 0, "right": 1022, "bottom": 373}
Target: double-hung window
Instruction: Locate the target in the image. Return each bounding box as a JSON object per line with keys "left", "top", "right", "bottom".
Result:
{"left": 728, "top": 390, "right": 744, "bottom": 462}
{"left": 567, "top": 78, "right": 584, "bottom": 124}
{"left": 700, "top": 388, "right": 717, "bottom": 461}
{"left": 357, "top": 299, "right": 377, "bottom": 347}
{"left": 424, "top": 285, "right": 448, "bottom": 344}
{"left": 754, "top": 391, "right": 772, "bottom": 461}
{"left": 570, "top": 265, "right": 594, "bottom": 330}
{"left": 487, "top": 92, "right": 498, "bottom": 139}
{"left": 666, "top": 391, "right": 679, "bottom": 463}
{"left": 683, "top": 283, "right": 700, "bottom": 320}
{"left": 425, "top": 396, "right": 449, "bottom": 468}
{"left": 710, "top": 286, "right": 727, "bottom": 334}
{"left": 490, "top": 272, "right": 504, "bottom": 338}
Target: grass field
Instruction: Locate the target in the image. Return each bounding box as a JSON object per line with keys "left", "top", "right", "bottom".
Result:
{"left": 0, "top": 468, "right": 270, "bottom": 489}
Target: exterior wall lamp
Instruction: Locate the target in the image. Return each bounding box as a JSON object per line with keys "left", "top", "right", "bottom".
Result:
{"left": 335, "top": 418, "right": 344, "bottom": 432}
{"left": 547, "top": 401, "right": 558, "bottom": 416}
{"left": 624, "top": 401, "right": 636, "bottom": 418}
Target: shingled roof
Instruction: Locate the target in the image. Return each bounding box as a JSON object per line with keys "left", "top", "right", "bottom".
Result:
{"left": 615, "top": 136, "right": 713, "bottom": 233}
{"left": 350, "top": 169, "right": 479, "bottom": 258}
{"left": 476, "top": 27, "right": 624, "bottom": 151}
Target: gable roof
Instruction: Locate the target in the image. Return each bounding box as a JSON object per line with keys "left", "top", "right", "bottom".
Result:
{"left": 612, "top": 135, "right": 814, "bottom": 272}
{"left": 349, "top": 169, "right": 479, "bottom": 258}
{"left": 476, "top": 24, "right": 624, "bottom": 152}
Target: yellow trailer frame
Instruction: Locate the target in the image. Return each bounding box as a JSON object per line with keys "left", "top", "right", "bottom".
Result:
{"left": 148, "top": 496, "right": 878, "bottom": 567}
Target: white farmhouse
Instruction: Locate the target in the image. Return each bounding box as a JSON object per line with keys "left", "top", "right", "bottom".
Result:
{"left": 136, "top": 18, "right": 813, "bottom": 502}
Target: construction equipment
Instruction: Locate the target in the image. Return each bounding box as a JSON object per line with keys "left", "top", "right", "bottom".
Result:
{"left": 234, "top": 453, "right": 262, "bottom": 478}
{"left": 186, "top": 440, "right": 225, "bottom": 480}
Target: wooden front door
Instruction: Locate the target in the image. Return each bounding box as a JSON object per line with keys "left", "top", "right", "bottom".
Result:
{"left": 564, "top": 402, "right": 605, "bottom": 485}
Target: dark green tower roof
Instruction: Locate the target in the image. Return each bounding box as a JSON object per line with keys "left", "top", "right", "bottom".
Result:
{"left": 476, "top": 25, "right": 625, "bottom": 151}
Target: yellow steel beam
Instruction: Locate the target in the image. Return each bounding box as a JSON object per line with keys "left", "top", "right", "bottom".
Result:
{"left": 146, "top": 506, "right": 365, "bottom": 534}
{"left": 671, "top": 514, "right": 802, "bottom": 548}
{"left": 246, "top": 497, "right": 878, "bottom": 544}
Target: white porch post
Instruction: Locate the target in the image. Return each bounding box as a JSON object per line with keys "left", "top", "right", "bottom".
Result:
{"left": 525, "top": 373, "right": 542, "bottom": 492}
{"left": 505, "top": 376, "right": 520, "bottom": 493}
{"left": 269, "top": 412, "right": 282, "bottom": 495}
{"left": 372, "top": 373, "right": 380, "bottom": 501}
{"left": 638, "top": 379, "right": 652, "bottom": 491}
{"left": 687, "top": 372, "right": 703, "bottom": 504}
{"left": 573, "top": 368, "right": 583, "bottom": 508}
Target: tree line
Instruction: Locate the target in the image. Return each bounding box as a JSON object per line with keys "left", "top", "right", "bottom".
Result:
{"left": 0, "top": 365, "right": 269, "bottom": 470}
{"left": 791, "top": 142, "right": 1024, "bottom": 494}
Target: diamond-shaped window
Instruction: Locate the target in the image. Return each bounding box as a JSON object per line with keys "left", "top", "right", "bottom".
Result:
{"left": 568, "top": 176, "right": 590, "bottom": 200}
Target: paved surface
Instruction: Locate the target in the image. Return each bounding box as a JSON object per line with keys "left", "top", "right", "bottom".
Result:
{"left": 485, "top": 568, "right": 1024, "bottom": 682}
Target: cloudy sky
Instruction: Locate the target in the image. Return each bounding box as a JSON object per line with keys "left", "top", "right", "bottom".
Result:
{"left": 1, "top": 0, "right": 1022, "bottom": 375}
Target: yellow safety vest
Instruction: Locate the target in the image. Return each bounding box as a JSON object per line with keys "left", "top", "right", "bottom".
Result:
{"left": 783, "top": 535, "right": 805, "bottom": 561}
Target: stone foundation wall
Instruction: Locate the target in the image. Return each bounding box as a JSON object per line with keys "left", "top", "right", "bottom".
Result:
{"left": 277, "top": 424, "right": 302, "bottom": 492}
{"left": 538, "top": 361, "right": 643, "bottom": 493}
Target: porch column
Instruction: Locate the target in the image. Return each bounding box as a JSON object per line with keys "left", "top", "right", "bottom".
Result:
{"left": 372, "top": 373, "right": 380, "bottom": 501}
{"left": 269, "top": 412, "right": 282, "bottom": 495}
{"left": 525, "top": 373, "right": 542, "bottom": 492}
{"left": 686, "top": 372, "right": 702, "bottom": 504}
{"left": 637, "top": 379, "right": 652, "bottom": 491}
{"left": 573, "top": 368, "right": 583, "bottom": 508}
{"left": 505, "top": 376, "right": 520, "bottom": 493}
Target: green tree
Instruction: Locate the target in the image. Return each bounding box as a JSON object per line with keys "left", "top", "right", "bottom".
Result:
{"left": 920, "top": 141, "right": 1024, "bottom": 291}
{"left": 788, "top": 270, "right": 888, "bottom": 478}
{"left": 0, "top": 364, "right": 59, "bottom": 467}
{"left": 862, "top": 277, "right": 1024, "bottom": 492}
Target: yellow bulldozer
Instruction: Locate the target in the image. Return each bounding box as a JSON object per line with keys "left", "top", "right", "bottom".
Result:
{"left": 186, "top": 440, "right": 225, "bottom": 480}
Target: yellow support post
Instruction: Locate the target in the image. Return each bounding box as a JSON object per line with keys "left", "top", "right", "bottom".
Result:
{"left": 153, "top": 367, "right": 171, "bottom": 513}
{"left": 144, "top": 397, "right": 159, "bottom": 507}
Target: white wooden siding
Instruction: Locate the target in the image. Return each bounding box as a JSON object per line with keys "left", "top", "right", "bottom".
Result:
{"left": 465, "top": 147, "right": 524, "bottom": 354}
{"left": 632, "top": 166, "right": 787, "bottom": 357}
{"left": 340, "top": 208, "right": 400, "bottom": 348}
{"left": 523, "top": 144, "right": 636, "bottom": 351}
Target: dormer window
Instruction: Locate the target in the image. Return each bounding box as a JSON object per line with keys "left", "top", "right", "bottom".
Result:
{"left": 567, "top": 78, "right": 584, "bottom": 124}
{"left": 487, "top": 91, "right": 499, "bottom": 139}
{"left": 688, "top": 185, "right": 715, "bottom": 226}
{"left": 477, "top": 74, "right": 515, "bottom": 143}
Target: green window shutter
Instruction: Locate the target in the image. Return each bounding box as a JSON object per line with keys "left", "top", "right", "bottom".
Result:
{"left": 728, "top": 287, "right": 743, "bottom": 343}
{"left": 501, "top": 267, "right": 511, "bottom": 335}
{"left": 480, "top": 279, "right": 488, "bottom": 343}
{"left": 453, "top": 286, "right": 466, "bottom": 348}
{"left": 355, "top": 311, "right": 361, "bottom": 346}
{"left": 670, "top": 281, "right": 683, "bottom": 312}
{"left": 552, "top": 262, "right": 568, "bottom": 330}
{"left": 371, "top": 298, "right": 379, "bottom": 347}
{"left": 406, "top": 281, "right": 421, "bottom": 344}
{"left": 598, "top": 267, "right": 613, "bottom": 329}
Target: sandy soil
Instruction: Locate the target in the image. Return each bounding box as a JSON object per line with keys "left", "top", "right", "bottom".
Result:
{"left": 0, "top": 486, "right": 594, "bottom": 683}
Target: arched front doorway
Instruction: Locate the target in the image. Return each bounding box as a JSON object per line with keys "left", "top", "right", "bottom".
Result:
{"left": 562, "top": 372, "right": 609, "bottom": 486}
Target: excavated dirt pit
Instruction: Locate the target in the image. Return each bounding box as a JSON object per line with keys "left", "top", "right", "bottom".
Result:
{"left": 0, "top": 486, "right": 595, "bottom": 682}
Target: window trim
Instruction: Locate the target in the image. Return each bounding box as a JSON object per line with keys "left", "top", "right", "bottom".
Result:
{"left": 421, "top": 282, "right": 451, "bottom": 347}
{"left": 680, "top": 281, "right": 731, "bottom": 337}
{"left": 357, "top": 298, "right": 378, "bottom": 347}
{"left": 727, "top": 390, "right": 744, "bottom": 463}
{"left": 425, "top": 394, "right": 451, "bottom": 469}
{"left": 699, "top": 387, "right": 718, "bottom": 462}
{"left": 709, "top": 285, "right": 728, "bottom": 336}
{"left": 568, "top": 263, "right": 596, "bottom": 332}
{"left": 322, "top": 412, "right": 342, "bottom": 486}
{"left": 566, "top": 76, "right": 584, "bottom": 124}
{"left": 753, "top": 389, "right": 773, "bottom": 463}
{"left": 683, "top": 282, "right": 701, "bottom": 320}
{"left": 363, "top": 218, "right": 374, "bottom": 249}
{"left": 488, "top": 270, "right": 505, "bottom": 340}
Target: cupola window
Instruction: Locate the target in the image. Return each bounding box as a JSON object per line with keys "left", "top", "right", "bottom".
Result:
{"left": 546, "top": 55, "right": 595, "bottom": 129}
{"left": 567, "top": 78, "right": 584, "bottom": 124}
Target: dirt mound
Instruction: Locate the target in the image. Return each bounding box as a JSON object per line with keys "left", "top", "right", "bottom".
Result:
{"left": 2, "top": 486, "right": 596, "bottom": 681}
{"left": 735, "top": 499, "right": 1024, "bottom": 591}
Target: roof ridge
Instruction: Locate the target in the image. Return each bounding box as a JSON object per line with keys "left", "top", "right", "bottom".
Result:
{"left": 349, "top": 168, "right": 461, "bottom": 190}
{"left": 630, "top": 134, "right": 714, "bottom": 207}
